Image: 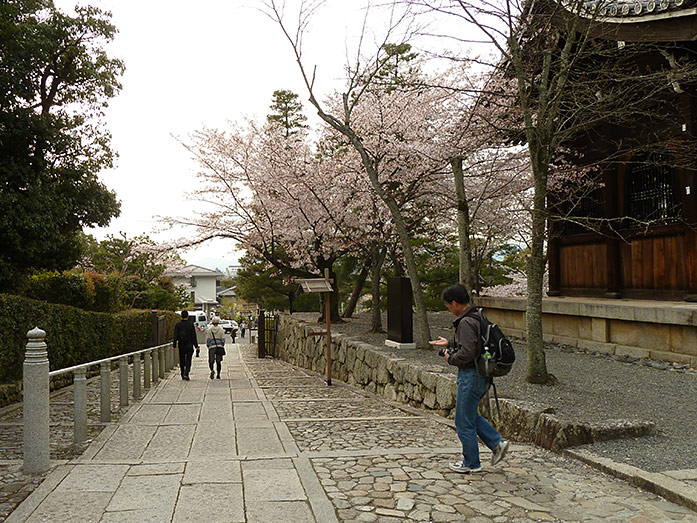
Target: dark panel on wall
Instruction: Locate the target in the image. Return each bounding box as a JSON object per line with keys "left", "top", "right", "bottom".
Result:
{"left": 621, "top": 235, "right": 686, "bottom": 290}
{"left": 559, "top": 243, "right": 608, "bottom": 289}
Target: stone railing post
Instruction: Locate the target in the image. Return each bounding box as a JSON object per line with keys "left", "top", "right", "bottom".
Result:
{"left": 119, "top": 357, "right": 128, "bottom": 408}
{"left": 144, "top": 350, "right": 152, "bottom": 389}
{"left": 152, "top": 348, "right": 159, "bottom": 384}
{"left": 173, "top": 344, "right": 180, "bottom": 367}
{"left": 158, "top": 346, "right": 165, "bottom": 379}
{"left": 73, "top": 368, "right": 87, "bottom": 443}
{"left": 23, "top": 327, "right": 50, "bottom": 474}
{"left": 133, "top": 354, "right": 141, "bottom": 400}
{"left": 165, "top": 344, "right": 172, "bottom": 371}
{"left": 100, "top": 361, "right": 111, "bottom": 422}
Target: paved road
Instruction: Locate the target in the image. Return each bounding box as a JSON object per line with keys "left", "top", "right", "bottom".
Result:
{"left": 6, "top": 343, "right": 697, "bottom": 522}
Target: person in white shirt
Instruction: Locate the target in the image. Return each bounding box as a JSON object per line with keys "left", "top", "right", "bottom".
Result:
{"left": 206, "top": 317, "right": 226, "bottom": 379}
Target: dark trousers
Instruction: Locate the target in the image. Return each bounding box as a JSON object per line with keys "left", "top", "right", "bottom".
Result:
{"left": 208, "top": 347, "right": 223, "bottom": 375}
{"left": 179, "top": 347, "right": 194, "bottom": 376}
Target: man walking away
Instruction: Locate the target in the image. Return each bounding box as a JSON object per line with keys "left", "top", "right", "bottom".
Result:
{"left": 173, "top": 311, "right": 199, "bottom": 380}
{"left": 429, "top": 284, "right": 510, "bottom": 473}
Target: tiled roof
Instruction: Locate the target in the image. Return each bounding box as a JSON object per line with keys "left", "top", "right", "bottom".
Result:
{"left": 575, "top": 0, "right": 694, "bottom": 18}
{"left": 165, "top": 264, "right": 224, "bottom": 278}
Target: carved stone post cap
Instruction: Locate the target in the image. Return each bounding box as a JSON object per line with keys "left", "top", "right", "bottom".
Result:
{"left": 27, "top": 327, "right": 46, "bottom": 340}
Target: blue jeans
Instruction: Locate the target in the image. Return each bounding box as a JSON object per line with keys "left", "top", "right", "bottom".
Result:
{"left": 455, "top": 367, "right": 502, "bottom": 468}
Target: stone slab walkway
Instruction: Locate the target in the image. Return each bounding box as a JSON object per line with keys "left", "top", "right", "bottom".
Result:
{"left": 6, "top": 343, "right": 697, "bottom": 522}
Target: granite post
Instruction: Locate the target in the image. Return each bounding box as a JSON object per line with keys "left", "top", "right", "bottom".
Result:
{"left": 73, "top": 367, "right": 87, "bottom": 443}
{"left": 100, "top": 361, "right": 111, "bottom": 422}
{"left": 23, "top": 327, "right": 50, "bottom": 474}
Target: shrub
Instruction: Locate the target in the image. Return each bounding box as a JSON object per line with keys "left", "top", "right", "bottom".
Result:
{"left": 0, "top": 293, "right": 178, "bottom": 385}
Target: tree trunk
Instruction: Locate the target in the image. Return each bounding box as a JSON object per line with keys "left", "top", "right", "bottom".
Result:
{"left": 525, "top": 151, "right": 551, "bottom": 384}
{"left": 390, "top": 249, "right": 405, "bottom": 277}
{"left": 451, "top": 157, "right": 473, "bottom": 294}
{"left": 370, "top": 247, "right": 387, "bottom": 332}
{"left": 301, "top": 97, "right": 430, "bottom": 346}
{"left": 389, "top": 213, "right": 430, "bottom": 347}
{"left": 342, "top": 257, "right": 370, "bottom": 318}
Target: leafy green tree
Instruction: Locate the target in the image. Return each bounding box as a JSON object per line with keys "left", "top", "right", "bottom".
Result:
{"left": 0, "top": 0, "right": 124, "bottom": 291}
{"left": 266, "top": 89, "right": 308, "bottom": 137}
{"left": 373, "top": 43, "right": 420, "bottom": 91}
{"left": 233, "top": 252, "right": 318, "bottom": 312}
{"left": 79, "top": 233, "right": 186, "bottom": 310}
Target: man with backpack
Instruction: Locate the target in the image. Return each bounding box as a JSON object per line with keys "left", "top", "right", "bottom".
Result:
{"left": 430, "top": 284, "right": 510, "bottom": 474}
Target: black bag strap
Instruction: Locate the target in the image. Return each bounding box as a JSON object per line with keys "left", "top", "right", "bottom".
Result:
{"left": 211, "top": 327, "right": 222, "bottom": 347}
{"left": 481, "top": 377, "right": 501, "bottom": 422}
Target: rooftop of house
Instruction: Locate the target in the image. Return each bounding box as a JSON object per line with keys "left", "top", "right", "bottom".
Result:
{"left": 165, "top": 264, "right": 224, "bottom": 278}
{"left": 217, "top": 286, "right": 237, "bottom": 297}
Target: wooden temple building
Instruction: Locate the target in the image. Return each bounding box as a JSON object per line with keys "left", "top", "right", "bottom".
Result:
{"left": 547, "top": 1, "right": 697, "bottom": 301}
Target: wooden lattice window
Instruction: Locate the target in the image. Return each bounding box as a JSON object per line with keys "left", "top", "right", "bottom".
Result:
{"left": 626, "top": 152, "right": 682, "bottom": 225}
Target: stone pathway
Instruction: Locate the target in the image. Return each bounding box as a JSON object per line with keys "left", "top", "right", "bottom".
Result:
{"left": 5, "top": 344, "right": 697, "bottom": 522}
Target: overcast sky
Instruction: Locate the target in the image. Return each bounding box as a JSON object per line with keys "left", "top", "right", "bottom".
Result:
{"left": 53, "top": 0, "right": 389, "bottom": 273}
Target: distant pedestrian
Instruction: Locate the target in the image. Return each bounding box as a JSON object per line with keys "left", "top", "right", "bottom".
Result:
{"left": 231, "top": 320, "right": 238, "bottom": 343}
{"left": 240, "top": 321, "right": 246, "bottom": 339}
{"left": 173, "top": 311, "right": 199, "bottom": 381}
{"left": 206, "top": 316, "right": 226, "bottom": 379}
{"left": 429, "top": 284, "right": 509, "bottom": 473}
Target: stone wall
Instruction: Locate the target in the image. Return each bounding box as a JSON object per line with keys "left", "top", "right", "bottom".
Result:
{"left": 276, "top": 314, "right": 458, "bottom": 418}
{"left": 274, "top": 314, "right": 654, "bottom": 451}
{"left": 476, "top": 296, "right": 697, "bottom": 367}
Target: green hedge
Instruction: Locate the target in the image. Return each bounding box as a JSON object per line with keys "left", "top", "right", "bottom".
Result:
{"left": 0, "top": 293, "right": 179, "bottom": 385}
{"left": 24, "top": 270, "right": 122, "bottom": 312}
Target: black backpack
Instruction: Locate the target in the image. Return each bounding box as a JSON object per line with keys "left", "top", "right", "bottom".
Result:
{"left": 476, "top": 309, "right": 515, "bottom": 378}
{"left": 466, "top": 307, "right": 515, "bottom": 420}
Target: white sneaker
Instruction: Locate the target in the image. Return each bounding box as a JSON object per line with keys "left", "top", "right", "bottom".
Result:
{"left": 448, "top": 461, "right": 482, "bottom": 474}
{"left": 491, "top": 440, "right": 510, "bottom": 466}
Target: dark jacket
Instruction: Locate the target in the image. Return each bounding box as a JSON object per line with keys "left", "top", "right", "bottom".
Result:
{"left": 173, "top": 320, "right": 199, "bottom": 351}
{"left": 448, "top": 304, "right": 481, "bottom": 369}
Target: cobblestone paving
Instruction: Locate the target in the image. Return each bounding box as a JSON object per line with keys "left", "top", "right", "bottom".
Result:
{"left": 256, "top": 376, "right": 329, "bottom": 387}
{"left": 0, "top": 463, "right": 46, "bottom": 522}
{"left": 312, "top": 450, "right": 697, "bottom": 522}
{"left": 286, "top": 418, "right": 460, "bottom": 452}
{"left": 273, "top": 399, "right": 413, "bottom": 420}
{"left": 263, "top": 385, "right": 366, "bottom": 400}
{"left": 242, "top": 348, "right": 697, "bottom": 521}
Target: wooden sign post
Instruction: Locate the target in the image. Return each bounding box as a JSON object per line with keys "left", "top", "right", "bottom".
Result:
{"left": 296, "top": 268, "right": 334, "bottom": 385}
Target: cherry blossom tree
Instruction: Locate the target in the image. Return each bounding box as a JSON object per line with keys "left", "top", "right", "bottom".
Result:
{"left": 167, "top": 116, "right": 392, "bottom": 321}
{"left": 426, "top": 66, "right": 532, "bottom": 295}
{"left": 407, "top": 0, "right": 697, "bottom": 383}
{"left": 263, "top": 0, "right": 469, "bottom": 347}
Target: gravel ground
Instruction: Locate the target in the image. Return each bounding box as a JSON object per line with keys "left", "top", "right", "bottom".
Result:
{"left": 294, "top": 311, "right": 697, "bottom": 473}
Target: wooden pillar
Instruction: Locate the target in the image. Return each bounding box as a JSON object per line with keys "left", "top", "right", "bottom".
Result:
{"left": 547, "top": 237, "right": 561, "bottom": 296}
{"left": 258, "top": 310, "right": 266, "bottom": 358}
{"left": 605, "top": 239, "right": 622, "bottom": 298}
{"left": 604, "top": 165, "right": 622, "bottom": 298}
{"left": 324, "top": 268, "right": 332, "bottom": 386}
